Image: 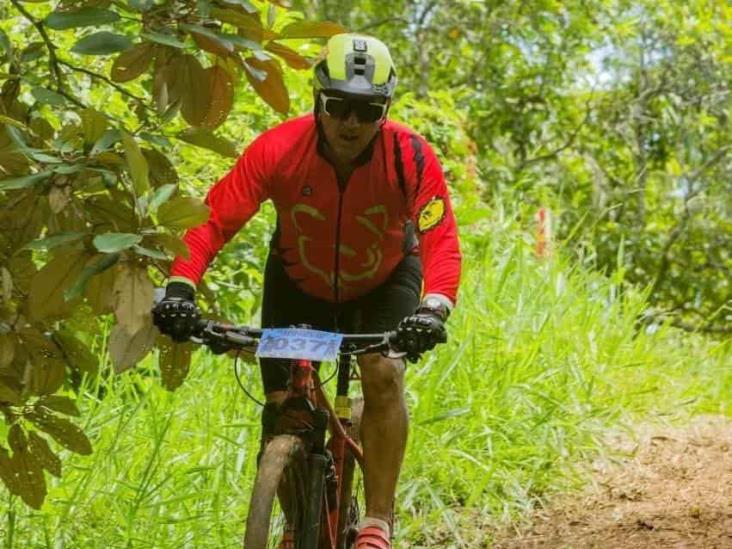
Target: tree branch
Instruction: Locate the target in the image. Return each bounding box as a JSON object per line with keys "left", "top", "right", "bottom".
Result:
{"left": 685, "top": 144, "right": 732, "bottom": 185}
{"left": 10, "top": 0, "right": 64, "bottom": 90}
{"left": 356, "top": 17, "right": 410, "bottom": 32}
{"left": 519, "top": 91, "right": 595, "bottom": 169}
{"left": 416, "top": 0, "right": 439, "bottom": 27}
{"left": 57, "top": 60, "right": 152, "bottom": 110}
{"left": 650, "top": 144, "right": 732, "bottom": 297}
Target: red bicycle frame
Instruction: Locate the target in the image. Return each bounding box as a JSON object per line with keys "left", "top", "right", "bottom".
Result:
{"left": 283, "top": 354, "right": 363, "bottom": 548}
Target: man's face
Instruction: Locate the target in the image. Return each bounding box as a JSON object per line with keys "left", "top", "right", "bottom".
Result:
{"left": 317, "top": 91, "right": 388, "bottom": 164}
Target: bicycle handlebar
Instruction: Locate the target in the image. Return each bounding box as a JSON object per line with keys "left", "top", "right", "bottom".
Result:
{"left": 191, "top": 319, "right": 401, "bottom": 357}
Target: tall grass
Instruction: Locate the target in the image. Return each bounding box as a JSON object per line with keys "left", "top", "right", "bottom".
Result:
{"left": 3, "top": 230, "right": 730, "bottom": 548}
{"left": 399, "top": 232, "right": 731, "bottom": 545}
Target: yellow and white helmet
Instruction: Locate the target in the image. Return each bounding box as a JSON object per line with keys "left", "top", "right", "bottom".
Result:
{"left": 314, "top": 33, "right": 397, "bottom": 99}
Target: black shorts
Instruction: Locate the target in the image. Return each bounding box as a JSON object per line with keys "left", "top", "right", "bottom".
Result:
{"left": 259, "top": 253, "right": 422, "bottom": 393}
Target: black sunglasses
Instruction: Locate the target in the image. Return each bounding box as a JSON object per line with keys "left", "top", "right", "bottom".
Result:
{"left": 319, "top": 93, "right": 388, "bottom": 123}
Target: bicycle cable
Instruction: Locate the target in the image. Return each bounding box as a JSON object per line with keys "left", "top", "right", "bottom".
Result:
{"left": 313, "top": 359, "right": 339, "bottom": 390}
{"left": 233, "top": 350, "right": 264, "bottom": 407}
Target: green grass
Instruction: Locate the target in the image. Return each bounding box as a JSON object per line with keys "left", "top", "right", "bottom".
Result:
{"left": 3, "top": 231, "right": 731, "bottom": 548}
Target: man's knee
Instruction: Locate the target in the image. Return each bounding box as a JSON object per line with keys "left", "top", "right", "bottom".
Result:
{"left": 358, "top": 354, "right": 405, "bottom": 406}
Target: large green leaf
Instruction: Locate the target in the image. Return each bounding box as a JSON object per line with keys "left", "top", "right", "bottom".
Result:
{"left": 111, "top": 43, "right": 154, "bottom": 82}
{"left": 244, "top": 57, "right": 289, "bottom": 114}
{"left": 45, "top": 8, "right": 120, "bottom": 30}
{"left": 148, "top": 183, "right": 177, "bottom": 214}
{"left": 109, "top": 319, "right": 157, "bottom": 373}
{"left": 177, "top": 55, "right": 211, "bottom": 127}
{"left": 141, "top": 30, "right": 186, "bottom": 49}
{"left": 83, "top": 263, "right": 117, "bottom": 315}
{"left": 0, "top": 334, "right": 15, "bottom": 369}
{"left": 177, "top": 128, "right": 239, "bottom": 158}
{"left": 19, "top": 329, "right": 66, "bottom": 396}
{"left": 266, "top": 41, "right": 312, "bottom": 70}
{"left": 209, "top": 7, "right": 277, "bottom": 42}
{"left": 91, "top": 129, "right": 123, "bottom": 155}
{"left": 71, "top": 32, "right": 132, "bottom": 56}
{"left": 225, "top": 0, "right": 257, "bottom": 13}
{"left": 27, "top": 407, "right": 92, "bottom": 456}
{"left": 112, "top": 264, "right": 154, "bottom": 335}
{"left": 53, "top": 331, "right": 98, "bottom": 375}
{"left": 146, "top": 234, "right": 190, "bottom": 260}
{"left": 220, "top": 33, "right": 261, "bottom": 52}
{"left": 158, "top": 338, "right": 193, "bottom": 390}
{"left": 181, "top": 24, "right": 234, "bottom": 57}
{"left": 64, "top": 252, "right": 120, "bottom": 301}
{"left": 128, "top": 0, "right": 153, "bottom": 11}
{"left": 279, "top": 20, "right": 346, "bottom": 39}
{"left": 28, "top": 250, "right": 87, "bottom": 321}
{"left": 132, "top": 245, "right": 168, "bottom": 260}
{"left": 92, "top": 233, "right": 142, "bottom": 253}
{"left": 37, "top": 395, "right": 81, "bottom": 417}
{"left": 157, "top": 197, "right": 210, "bottom": 230}
{"left": 24, "top": 232, "right": 86, "bottom": 251}
{"left": 80, "top": 108, "right": 108, "bottom": 145}
{"left": 0, "top": 171, "right": 52, "bottom": 191}
{"left": 0, "top": 379, "right": 22, "bottom": 406}
{"left": 121, "top": 132, "right": 150, "bottom": 195}
{"left": 4, "top": 430, "right": 46, "bottom": 509}
{"left": 27, "top": 432, "right": 61, "bottom": 478}
{"left": 31, "top": 87, "right": 67, "bottom": 106}
{"left": 142, "top": 149, "right": 178, "bottom": 187}
{"left": 0, "top": 29, "right": 10, "bottom": 54}
{"left": 202, "top": 66, "right": 234, "bottom": 129}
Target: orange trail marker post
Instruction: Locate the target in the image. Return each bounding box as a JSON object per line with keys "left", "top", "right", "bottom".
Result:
{"left": 535, "top": 207, "right": 553, "bottom": 259}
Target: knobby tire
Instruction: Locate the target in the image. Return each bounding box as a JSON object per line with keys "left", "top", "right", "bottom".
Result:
{"left": 244, "top": 435, "right": 308, "bottom": 549}
{"left": 335, "top": 398, "right": 364, "bottom": 549}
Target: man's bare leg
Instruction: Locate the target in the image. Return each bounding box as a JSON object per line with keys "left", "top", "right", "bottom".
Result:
{"left": 357, "top": 353, "right": 408, "bottom": 525}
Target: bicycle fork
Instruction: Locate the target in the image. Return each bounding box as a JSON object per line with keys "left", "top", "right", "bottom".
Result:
{"left": 301, "top": 407, "right": 329, "bottom": 548}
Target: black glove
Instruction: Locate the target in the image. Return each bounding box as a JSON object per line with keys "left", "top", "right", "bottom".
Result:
{"left": 396, "top": 298, "right": 449, "bottom": 362}
{"left": 151, "top": 281, "right": 200, "bottom": 343}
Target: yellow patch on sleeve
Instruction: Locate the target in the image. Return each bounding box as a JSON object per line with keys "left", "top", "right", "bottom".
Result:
{"left": 417, "top": 197, "right": 446, "bottom": 232}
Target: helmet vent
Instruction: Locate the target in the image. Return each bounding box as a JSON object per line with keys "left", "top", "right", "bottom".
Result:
{"left": 353, "top": 55, "right": 367, "bottom": 75}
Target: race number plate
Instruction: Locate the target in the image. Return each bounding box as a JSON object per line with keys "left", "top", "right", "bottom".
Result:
{"left": 255, "top": 328, "right": 344, "bottom": 362}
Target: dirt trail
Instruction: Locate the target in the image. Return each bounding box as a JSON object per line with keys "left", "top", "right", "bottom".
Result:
{"left": 494, "top": 415, "right": 732, "bottom": 548}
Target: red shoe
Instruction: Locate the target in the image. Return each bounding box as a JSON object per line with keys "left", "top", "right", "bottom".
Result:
{"left": 355, "top": 525, "right": 391, "bottom": 549}
{"left": 278, "top": 527, "right": 295, "bottom": 549}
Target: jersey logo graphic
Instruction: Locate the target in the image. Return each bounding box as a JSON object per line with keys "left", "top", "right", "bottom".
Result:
{"left": 417, "top": 197, "right": 445, "bottom": 233}
{"left": 301, "top": 185, "right": 313, "bottom": 197}
{"left": 291, "top": 203, "right": 387, "bottom": 290}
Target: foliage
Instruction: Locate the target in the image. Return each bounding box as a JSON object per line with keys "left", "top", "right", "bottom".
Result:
{"left": 300, "top": 0, "right": 732, "bottom": 333}
{"left": 1, "top": 228, "right": 730, "bottom": 546}
{"left": 0, "top": 0, "right": 342, "bottom": 508}
{"left": 1, "top": 0, "right": 730, "bottom": 521}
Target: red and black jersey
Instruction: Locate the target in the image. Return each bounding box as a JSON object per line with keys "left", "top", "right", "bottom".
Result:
{"left": 170, "top": 115, "right": 461, "bottom": 304}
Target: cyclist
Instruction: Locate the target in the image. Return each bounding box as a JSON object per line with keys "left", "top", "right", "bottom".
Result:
{"left": 152, "top": 33, "right": 461, "bottom": 549}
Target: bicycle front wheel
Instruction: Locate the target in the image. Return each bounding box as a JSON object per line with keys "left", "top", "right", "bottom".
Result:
{"left": 244, "top": 435, "right": 308, "bottom": 548}
{"left": 336, "top": 398, "right": 364, "bottom": 549}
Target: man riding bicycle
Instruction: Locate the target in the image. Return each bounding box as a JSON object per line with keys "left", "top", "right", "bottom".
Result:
{"left": 153, "top": 33, "right": 461, "bottom": 548}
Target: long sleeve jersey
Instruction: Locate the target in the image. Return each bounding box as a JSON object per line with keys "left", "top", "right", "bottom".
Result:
{"left": 170, "top": 114, "right": 461, "bottom": 305}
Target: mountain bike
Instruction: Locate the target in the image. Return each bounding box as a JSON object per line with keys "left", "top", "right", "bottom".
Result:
{"left": 190, "top": 319, "right": 404, "bottom": 549}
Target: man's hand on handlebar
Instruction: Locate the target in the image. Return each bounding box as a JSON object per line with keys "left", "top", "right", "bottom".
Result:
{"left": 395, "top": 298, "right": 449, "bottom": 362}
{"left": 152, "top": 281, "right": 200, "bottom": 343}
